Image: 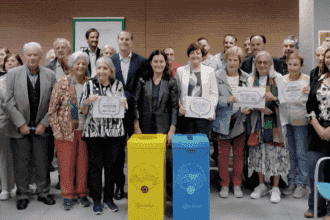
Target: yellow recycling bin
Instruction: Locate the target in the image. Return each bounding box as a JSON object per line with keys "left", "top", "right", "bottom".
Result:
{"left": 127, "top": 134, "right": 166, "bottom": 220}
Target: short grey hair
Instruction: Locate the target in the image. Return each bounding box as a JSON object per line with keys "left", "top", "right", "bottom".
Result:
{"left": 23, "top": 42, "right": 43, "bottom": 54}
{"left": 53, "top": 38, "right": 72, "bottom": 50}
{"left": 45, "top": 49, "right": 55, "bottom": 63}
{"left": 101, "top": 45, "right": 117, "bottom": 55}
{"left": 67, "top": 51, "right": 90, "bottom": 68}
{"left": 95, "top": 56, "right": 116, "bottom": 75}
{"left": 284, "top": 35, "right": 299, "bottom": 50}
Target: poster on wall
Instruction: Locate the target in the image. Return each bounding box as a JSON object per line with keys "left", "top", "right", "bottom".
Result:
{"left": 73, "top": 17, "right": 125, "bottom": 53}
{"left": 318, "top": 30, "right": 330, "bottom": 46}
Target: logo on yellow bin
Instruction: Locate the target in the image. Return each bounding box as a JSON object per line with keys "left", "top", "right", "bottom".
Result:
{"left": 129, "top": 163, "right": 160, "bottom": 193}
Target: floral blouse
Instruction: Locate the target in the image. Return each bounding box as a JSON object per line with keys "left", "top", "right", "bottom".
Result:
{"left": 48, "top": 74, "right": 89, "bottom": 142}
{"left": 316, "top": 82, "right": 330, "bottom": 121}
{"left": 79, "top": 78, "right": 127, "bottom": 139}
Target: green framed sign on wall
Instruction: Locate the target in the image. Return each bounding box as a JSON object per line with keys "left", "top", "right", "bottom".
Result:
{"left": 73, "top": 17, "right": 125, "bottom": 53}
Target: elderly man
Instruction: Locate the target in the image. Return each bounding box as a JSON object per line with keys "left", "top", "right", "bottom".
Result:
{"left": 243, "top": 37, "right": 252, "bottom": 58}
{"left": 44, "top": 38, "right": 72, "bottom": 81}
{"left": 111, "top": 30, "right": 147, "bottom": 200}
{"left": 279, "top": 36, "right": 299, "bottom": 75}
{"left": 82, "top": 28, "right": 101, "bottom": 78}
{"left": 241, "top": 35, "right": 285, "bottom": 75}
{"left": 101, "top": 45, "right": 117, "bottom": 57}
{"left": 6, "top": 42, "right": 56, "bottom": 210}
{"left": 310, "top": 45, "right": 328, "bottom": 84}
{"left": 164, "top": 47, "right": 182, "bottom": 78}
{"left": 215, "top": 34, "right": 237, "bottom": 67}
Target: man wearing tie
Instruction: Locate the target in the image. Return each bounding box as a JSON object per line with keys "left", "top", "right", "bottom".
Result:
{"left": 111, "top": 30, "right": 147, "bottom": 200}
{"left": 82, "top": 28, "right": 101, "bottom": 78}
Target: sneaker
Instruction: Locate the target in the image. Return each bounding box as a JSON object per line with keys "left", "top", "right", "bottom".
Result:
{"left": 282, "top": 184, "right": 296, "bottom": 196}
{"left": 104, "top": 201, "right": 119, "bottom": 212}
{"left": 93, "top": 203, "right": 103, "bottom": 215}
{"left": 0, "top": 190, "right": 10, "bottom": 200}
{"left": 79, "top": 196, "right": 91, "bottom": 207}
{"left": 250, "top": 184, "right": 267, "bottom": 199}
{"left": 293, "top": 184, "right": 306, "bottom": 198}
{"left": 62, "top": 198, "right": 74, "bottom": 211}
{"left": 219, "top": 186, "right": 229, "bottom": 198}
{"left": 233, "top": 186, "right": 243, "bottom": 198}
{"left": 269, "top": 187, "right": 281, "bottom": 203}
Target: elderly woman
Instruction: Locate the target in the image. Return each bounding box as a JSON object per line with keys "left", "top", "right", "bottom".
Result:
{"left": 248, "top": 51, "right": 289, "bottom": 203}
{"left": 212, "top": 46, "right": 251, "bottom": 198}
{"left": 174, "top": 42, "right": 218, "bottom": 135}
{"left": 48, "top": 51, "right": 90, "bottom": 211}
{"left": 0, "top": 53, "right": 23, "bottom": 200}
{"left": 80, "top": 56, "right": 127, "bottom": 215}
{"left": 278, "top": 53, "right": 310, "bottom": 199}
{"left": 304, "top": 47, "right": 330, "bottom": 219}
{"left": 133, "top": 50, "right": 178, "bottom": 201}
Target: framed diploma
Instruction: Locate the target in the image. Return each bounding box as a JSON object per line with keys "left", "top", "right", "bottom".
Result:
{"left": 277, "top": 77, "right": 308, "bottom": 103}
{"left": 236, "top": 87, "right": 265, "bottom": 109}
{"left": 185, "top": 97, "right": 214, "bottom": 119}
{"left": 92, "top": 96, "right": 124, "bottom": 118}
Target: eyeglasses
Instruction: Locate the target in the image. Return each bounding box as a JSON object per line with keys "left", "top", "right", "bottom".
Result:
{"left": 256, "top": 61, "right": 270, "bottom": 65}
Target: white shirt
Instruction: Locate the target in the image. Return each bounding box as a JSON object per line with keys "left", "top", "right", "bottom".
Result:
{"left": 119, "top": 52, "right": 132, "bottom": 85}
{"left": 55, "top": 60, "right": 65, "bottom": 81}
{"left": 226, "top": 75, "right": 239, "bottom": 114}
{"left": 88, "top": 48, "right": 97, "bottom": 78}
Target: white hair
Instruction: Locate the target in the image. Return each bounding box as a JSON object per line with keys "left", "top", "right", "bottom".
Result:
{"left": 23, "top": 42, "right": 43, "bottom": 54}
{"left": 45, "top": 49, "right": 55, "bottom": 63}
{"left": 251, "top": 50, "right": 277, "bottom": 78}
{"left": 53, "top": 38, "right": 72, "bottom": 50}
{"left": 101, "top": 45, "right": 117, "bottom": 55}
{"left": 95, "top": 56, "right": 116, "bottom": 73}
{"left": 67, "top": 51, "right": 90, "bottom": 68}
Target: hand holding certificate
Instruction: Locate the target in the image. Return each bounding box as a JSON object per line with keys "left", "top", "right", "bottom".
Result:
{"left": 236, "top": 87, "right": 266, "bottom": 109}
{"left": 185, "top": 96, "right": 214, "bottom": 119}
{"left": 92, "top": 96, "right": 125, "bottom": 118}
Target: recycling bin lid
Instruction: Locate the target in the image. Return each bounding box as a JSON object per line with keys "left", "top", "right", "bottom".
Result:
{"left": 172, "top": 134, "right": 209, "bottom": 147}
{"left": 127, "top": 134, "right": 166, "bottom": 148}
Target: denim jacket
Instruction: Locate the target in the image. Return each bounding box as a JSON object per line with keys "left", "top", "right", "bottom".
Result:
{"left": 212, "top": 68, "right": 251, "bottom": 136}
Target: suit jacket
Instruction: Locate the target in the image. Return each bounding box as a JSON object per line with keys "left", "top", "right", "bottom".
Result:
{"left": 174, "top": 64, "right": 219, "bottom": 116}
{"left": 111, "top": 52, "right": 147, "bottom": 119}
{"left": 82, "top": 47, "right": 101, "bottom": 77}
{"left": 309, "top": 66, "right": 320, "bottom": 85}
{"left": 5, "top": 64, "right": 56, "bottom": 138}
{"left": 133, "top": 75, "right": 178, "bottom": 134}
{"left": 240, "top": 56, "right": 286, "bottom": 75}
{"left": 44, "top": 57, "right": 58, "bottom": 72}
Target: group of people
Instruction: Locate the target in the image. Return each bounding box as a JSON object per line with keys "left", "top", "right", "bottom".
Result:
{"left": 0, "top": 28, "right": 330, "bottom": 219}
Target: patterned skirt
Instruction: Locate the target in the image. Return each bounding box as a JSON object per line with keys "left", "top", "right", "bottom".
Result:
{"left": 248, "top": 143, "right": 290, "bottom": 185}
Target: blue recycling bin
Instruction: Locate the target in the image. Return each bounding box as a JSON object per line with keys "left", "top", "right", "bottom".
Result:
{"left": 172, "top": 134, "right": 210, "bottom": 220}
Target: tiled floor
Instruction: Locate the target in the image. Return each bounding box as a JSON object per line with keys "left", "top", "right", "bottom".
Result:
{"left": 0, "top": 147, "right": 319, "bottom": 220}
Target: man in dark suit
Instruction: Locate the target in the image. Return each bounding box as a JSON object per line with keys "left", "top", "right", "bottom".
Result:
{"left": 279, "top": 36, "right": 299, "bottom": 75}
{"left": 111, "top": 30, "right": 147, "bottom": 200}
{"left": 5, "top": 42, "right": 56, "bottom": 210}
{"left": 81, "top": 28, "right": 101, "bottom": 78}
{"left": 310, "top": 45, "right": 328, "bottom": 84}
{"left": 241, "top": 35, "right": 285, "bottom": 75}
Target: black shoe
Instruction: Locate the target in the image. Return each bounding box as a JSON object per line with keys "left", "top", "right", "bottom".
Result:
{"left": 49, "top": 164, "right": 55, "bottom": 172}
{"left": 38, "top": 195, "right": 56, "bottom": 205}
{"left": 104, "top": 200, "right": 119, "bottom": 212}
{"left": 17, "top": 199, "right": 29, "bottom": 210}
{"left": 78, "top": 196, "right": 91, "bottom": 207}
{"left": 55, "top": 181, "right": 61, "bottom": 190}
{"left": 114, "top": 190, "right": 127, "bottom": 200}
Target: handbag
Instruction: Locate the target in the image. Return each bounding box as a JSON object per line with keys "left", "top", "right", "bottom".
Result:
{"left": 247, "top": 113, "right": 259, "bottom": 147}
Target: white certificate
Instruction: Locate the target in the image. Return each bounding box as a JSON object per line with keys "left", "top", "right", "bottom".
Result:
{"left": 92, "top": 96, "right": 124, "bottom": 118}
{"left": 236, "top": 87, "right": 265, "bottom": 109}
{"left": 277, "top": 77, "right": 308, "bottom": 103}
{"left": 185, "top": 96, "right": 214, "bottom": 119}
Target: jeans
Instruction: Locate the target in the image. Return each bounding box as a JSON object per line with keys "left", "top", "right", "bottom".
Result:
{"left": 286, "top": 125, "right": 309, "bottom": 185}
{"left": 307, "top": 150, "right": 330, "bottom": 215}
